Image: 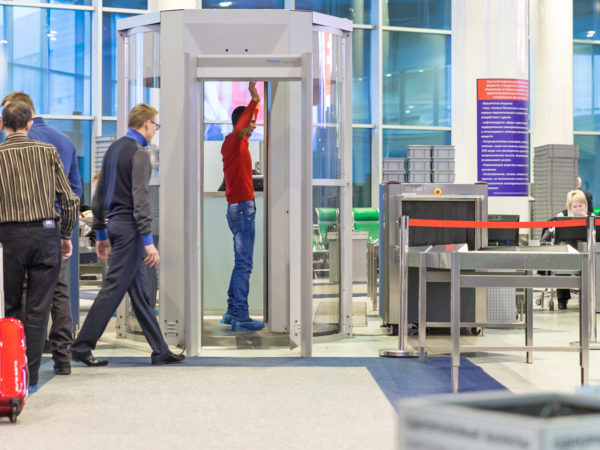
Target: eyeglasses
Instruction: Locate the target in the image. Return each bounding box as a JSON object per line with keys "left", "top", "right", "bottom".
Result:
{"left": 150, "top": 120, "right": 161, "bottom": 130}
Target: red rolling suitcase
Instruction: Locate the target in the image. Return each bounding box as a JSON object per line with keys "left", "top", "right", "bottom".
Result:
{"left": 0, "top": 244, "right": 28, "bottom": 423}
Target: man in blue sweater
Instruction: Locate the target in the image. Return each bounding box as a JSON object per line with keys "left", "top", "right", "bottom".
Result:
{"left": 70, "top": 104, "right": 183, "bottom": 366}
{"left": 1, "top": 92, "right": 82, "bottom": 376}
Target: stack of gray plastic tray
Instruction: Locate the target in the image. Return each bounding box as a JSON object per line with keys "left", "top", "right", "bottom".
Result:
{"left": 531, "top": 144, "right": 579, "bottom": 239}
{"left": 382, "top": 157, "right": 406, "bottom": 182}
{"left": 431, "top": 145, "right": 455, "bottom": 183}
{"left": 406, "top": 145, "right": 432, "bottom": 182}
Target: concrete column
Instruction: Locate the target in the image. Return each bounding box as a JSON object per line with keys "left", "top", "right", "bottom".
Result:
{"left": 529, "top": 0, "right": 573, "bottom": 150}
{"left": 452, "top": 0, "right": 529, "bottom": 219}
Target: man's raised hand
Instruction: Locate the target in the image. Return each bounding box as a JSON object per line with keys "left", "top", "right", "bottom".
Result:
{"left": 249, "top": 81, "right": 260, "bottom": 103}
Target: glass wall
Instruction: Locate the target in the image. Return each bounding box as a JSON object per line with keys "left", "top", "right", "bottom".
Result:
{"left": 0, "top": 0, "right": 452, "bottom": 209}
{"left": 352, "top": 29, "right": 371, "bottom": 124}
{"left": 382, "top": 31, "right": 450, "bottom": 127}
{"left": 381, "top": 4, "right": 451, "bottom": 187}
{"left": 575, "top": 134, "right": 600, "bottom": 203}
{"left": 383, "top": 0, "right": 451, "bottom": 29}
{"left": 103, "top": 12, "right": 133, "bottom": 117}
{"left": 383, "top": 129, "right": 450, "bottom": 158}
{"left": 573, "top": 43, "right": 600, "bottom": 131}
{"left": 0, "top": 6, "right": 91, "bottom": 115}
{"left": 0, "top": 1, "right": 145, "bottom": 204}
{"left": 574, "top": 0, "right": 600, "bottom": 40}
{"left": 353, "top": 128, "right": 371, "bottom": 206}
{"left": 296, "top": 0, "right": 371, "bottom": 23}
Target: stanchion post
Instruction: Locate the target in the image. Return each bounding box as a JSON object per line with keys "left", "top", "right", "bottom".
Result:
{"left": 398, "top": 215, "right": 409, "bottom": 351}
{"left": 380, "top": 215, "right": 418, "bottom": 358}
{"left": 587, "top": 215, "right": 598, "bottom": 345}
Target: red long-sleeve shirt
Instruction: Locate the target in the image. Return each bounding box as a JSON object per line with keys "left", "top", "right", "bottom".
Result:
{"left": 221, "top": 99, "right": 258, "bottom": 204}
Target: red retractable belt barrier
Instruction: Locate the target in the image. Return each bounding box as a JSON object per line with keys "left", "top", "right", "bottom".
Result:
{"left": 407, "top": 218, "right": 598, "bottom": 229}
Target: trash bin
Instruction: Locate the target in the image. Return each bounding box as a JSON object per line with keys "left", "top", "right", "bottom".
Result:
{"left": 327, "top": 231, "right": 368, "bottom": 283}
{"left": 398, "top": 392, "right": 600, "bottom": 450}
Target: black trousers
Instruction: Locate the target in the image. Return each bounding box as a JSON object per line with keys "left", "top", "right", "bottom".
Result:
{"left": 71, "top": 217, "right": 169, "bottom": 359}
{"left": 0, "top": 222, "right": 61, "bottom": 386}
{"left": 557, "top": 289, "right": 571, "bottom": 303}
{"left": 49, "top": 262, "right": 73, "bottom": 365}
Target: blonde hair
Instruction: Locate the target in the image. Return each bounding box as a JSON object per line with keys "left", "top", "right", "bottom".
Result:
{"left": 128, "top": 104, "right": 158, "bottom": 129}
{"left": 566, "top": 189, "right": 587, "bottom": 211}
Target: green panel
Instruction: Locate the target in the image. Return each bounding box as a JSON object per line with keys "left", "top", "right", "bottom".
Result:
{"left": 354, "top": 222, "right": 379, "bottom": 242}
{"left": 352, "top": 207, "right": 379, "bottom": 221}
{"left": 316, "top": 207, "right": 338, "bottom": 222}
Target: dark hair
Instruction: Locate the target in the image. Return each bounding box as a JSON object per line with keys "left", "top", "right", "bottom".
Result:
{"left": 1, "top": 91, "right": 35, "bottom": 113}
{"left": 231, "top": 106, "right": 246, "bottom": 126}
{"left": 2, "top": 102, "right": 32, "bottom": 131}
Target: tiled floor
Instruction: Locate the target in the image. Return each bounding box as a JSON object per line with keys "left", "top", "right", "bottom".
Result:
{"left": 83, "top": 288, "right": 600, "bottom": 395}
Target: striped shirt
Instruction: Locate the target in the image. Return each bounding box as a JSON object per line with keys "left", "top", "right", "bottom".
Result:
{"left": 0, "top": 133, "right": 79, "bottom": 238}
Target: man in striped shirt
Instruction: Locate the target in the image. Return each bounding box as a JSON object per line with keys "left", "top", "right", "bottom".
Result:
{"left": 2, "top": 91, "right": 82, "bottom": 377}
{"left": 0, "top": 102, "right": 79, "bottom": 394}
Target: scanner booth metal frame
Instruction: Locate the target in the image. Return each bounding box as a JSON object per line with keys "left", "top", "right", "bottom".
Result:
{"left": 116, "top": 10, "right": 353, "bottom": 357}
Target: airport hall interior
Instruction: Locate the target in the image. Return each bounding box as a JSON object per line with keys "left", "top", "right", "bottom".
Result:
{"left": 3, "top": 1, "right": 600, "bottom": 449}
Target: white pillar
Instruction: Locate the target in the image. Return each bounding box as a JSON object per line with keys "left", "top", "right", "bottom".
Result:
{"left": 529, "top": 0, "right": 573, "bottom": 150}
{"left": 452, "top": 0, "right": 529, "bottom": 219}
{"left": 150, "top": 0, "right": 199, "bottom": 11}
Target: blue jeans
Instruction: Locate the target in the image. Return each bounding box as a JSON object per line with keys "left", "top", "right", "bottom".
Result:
{"left": 226, "top": 199, "right": 256, "bottom": 321}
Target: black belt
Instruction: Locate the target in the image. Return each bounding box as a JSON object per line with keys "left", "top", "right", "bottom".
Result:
{"left": 0, "top": 219, "right": 57, "bottom": 228}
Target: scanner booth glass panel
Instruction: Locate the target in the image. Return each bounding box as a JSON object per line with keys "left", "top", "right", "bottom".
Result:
{"left": 122, "top": 28, "right": 161, "bottom": 336}
{"left": 312, "top": 30, "right": 345, "bottom": 337}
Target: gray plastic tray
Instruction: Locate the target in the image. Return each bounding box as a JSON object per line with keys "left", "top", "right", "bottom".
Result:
{"left": 382, "top": 170, "right": 405, "bottom": 183}
{"left": 407, "top": 146, "right": 431, "bottom": 158}
{"left": 406, "top": 171, "right": 431, "bottom": 183}
{"left": 406, "top": 158, "right": 431, "bottom": 170}
{"left": 432, "top": 159, "right": 455, "bottom": 171}
{"left": 382, "top": 158, "right": 405, "bottom": 171}
{"left": 432, "top": 147, "right": 455, "bottom": 158}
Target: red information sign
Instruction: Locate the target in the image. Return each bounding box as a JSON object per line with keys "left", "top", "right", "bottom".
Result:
{"left": 477, "top": 79, "right": 528, "bottom": 101}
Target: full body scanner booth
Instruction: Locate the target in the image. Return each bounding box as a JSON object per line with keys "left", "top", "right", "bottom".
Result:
{"left": 116, "top": 10, "right": 353, "bottom": 357}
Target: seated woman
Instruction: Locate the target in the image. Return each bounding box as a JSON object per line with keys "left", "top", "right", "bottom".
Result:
{"left": 554, "top": 189, "right": 589, "bottom": 309}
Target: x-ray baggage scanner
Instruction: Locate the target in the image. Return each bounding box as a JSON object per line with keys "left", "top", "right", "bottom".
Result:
{"left": 380, "top": 183, "right": 489, "bottom": 330}
{"left": 116, "top": 10, "right": 353, "bottom": 356}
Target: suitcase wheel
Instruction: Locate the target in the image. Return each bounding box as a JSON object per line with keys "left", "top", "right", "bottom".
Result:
{"left": 9, "top": 400, "right": 20, "bottom": 423}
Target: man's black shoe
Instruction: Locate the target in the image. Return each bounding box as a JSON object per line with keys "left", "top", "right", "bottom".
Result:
{"left": 71, "top": 351, "right": 109, "bottom": 367}
{"left": 53, "top": 363, "right": 71, "bottom": 375}
{"left": 151, "top": 352, "right": 185, "bottom": 365}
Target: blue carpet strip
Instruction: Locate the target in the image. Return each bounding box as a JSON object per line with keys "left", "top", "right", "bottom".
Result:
{"left": 40, "top": 356, "right": 505, "bottom": 410}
